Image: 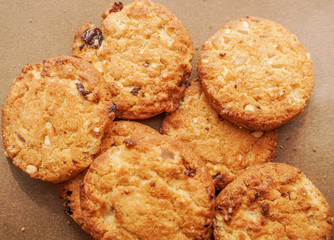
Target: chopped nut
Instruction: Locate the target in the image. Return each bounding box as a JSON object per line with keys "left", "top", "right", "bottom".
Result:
{"left": 26, "top": 165, "right": 37, "bottom": 174}
{"left": 211, "top": 37, "right": 222, "bottom": 49}
{"left": 93, "top": 127, "right": 100, "bottom": 133}
{"left": 45, "top": 122, "right": 52, "bottom": 128}
{"left": 44, "top": 135, "right": 51, "bottom": 145}
{"left": 94, "top": 62, "right": 103, "bottom": 72}
{"left": 234, "top": 56, "right": 246, "bottom": 66}
{"left": 244, "top": 104, "right": 255, "bottom": 112}
{"left": 228, "top": 208, "right": 233, "bottom": 213}
{"left": 251, "top": 131, "right": 264, "bottom": 138}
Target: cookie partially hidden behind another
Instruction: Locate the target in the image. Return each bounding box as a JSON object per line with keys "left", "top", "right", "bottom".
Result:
{"left": 73, "top": 0, "right": 193, "bottom": 119}
{"left": 161, "top": 79, "right": 278, "bottom": 191}
{"left": 80, "top": 133, "right": 215, "bottom": 239}
{"left": 2, "top": 56, "right": 114, "bottom": 183}
{"left": 214, "top": 163, "right": 333, "bottom": 240}
{"left": 198, "top": 16, "right": 314, "bottom": 130}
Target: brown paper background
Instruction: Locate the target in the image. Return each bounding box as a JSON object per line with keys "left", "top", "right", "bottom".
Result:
{"left": 1, "top": 0, "right": 333, "bottom": 239}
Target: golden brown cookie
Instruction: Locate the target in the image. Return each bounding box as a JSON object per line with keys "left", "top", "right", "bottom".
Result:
{"left": 58, "top": 120, "right": 159, "bottom": 226}
{"left": 214, "top": 163, "right": 333, "bottom": 240}
{"left": 80, "top": 134, "right": 215, "bottom": 239}
{"left": 73, "top": 0, "right": 193, "bottom": 119}
{"left": 2, "top": 56, "right": 114, "bottom": 183}
{"left": 198, "top": 16, "right": 314, "bottom": 131}
{"left": 161, "top": 79, "right": 278, "bottom": 191}
{"left": 58, "top": 170, "right": 87, "bottom": 227}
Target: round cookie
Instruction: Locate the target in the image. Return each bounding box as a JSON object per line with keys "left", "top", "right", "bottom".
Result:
{"left": 1, "top": 56, "right": 114, "bottom": 183}
{"left": 214, "top": 163, "right": 333, "bottom": 240}
{"left": 58, "top": 120, "right": 159, "bottom": 226}
{"left": 80, "top": 134, "right": 215, "bottom": 239}
{"left": 161, "top": 79, "right": 278, "bottom": 191}
{"left": 198, "top": 16, "right": 314, "bottom": 131}
{"left": 73, "top": 0, "right": 193, "bottom": 119}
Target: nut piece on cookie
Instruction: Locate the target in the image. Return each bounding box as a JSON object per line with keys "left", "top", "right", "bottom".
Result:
{"left": 161, "top": 79, "right": 278, "bottom": 191}
{"left": 80, "top": 133, "right": 215, "bottom": 239}
{"left": 198, "top": 16, "right": 314, "bottom": 130}
{"left": 1, "top": 56, "right": 114, "bottom": 183}
{"left": 73, "top": 0, "right": 193, "bottom": 119}
{"left": 214, "top": 163, "right": 333, "bottom": 239}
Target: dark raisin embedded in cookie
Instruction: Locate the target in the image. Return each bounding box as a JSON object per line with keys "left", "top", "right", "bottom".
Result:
{"left": 81, "top": 28, "right": 103, "bottom": 49}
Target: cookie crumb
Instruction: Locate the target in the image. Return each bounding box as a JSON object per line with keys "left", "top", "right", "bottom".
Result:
{"left": 21, "top": 227, "right": 25, "bottom": 232}
{"left": 13, "top": 65, "right": 16, "bottom": 68}
{"left": 312, "top": 147, "right": 317, "bottom": 152}
{"left": 279, "top": 145, "right": 284, "bottom": 149}
{"left": 64, "top": 10, "right": 67, "bottom": 13}
{"left": 195, "top": 45, "right": 199, "bottom": 50}
{"left": 29, "top": 19, "right": 32, "bottom": 23}
{"left": 209, "top": 24, "right": 213, "bottom": 29}
{"left": 67, "top": 220, "right": 71, "bottom": 225}
{"left": 293, "top": 147, "right": 297, "bottom": 151}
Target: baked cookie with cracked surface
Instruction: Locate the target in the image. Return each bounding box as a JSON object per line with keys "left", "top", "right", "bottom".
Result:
{"left": 73, "top": 0, "right": 193, "bottom": 119}
{"left": 161, "top": 79, "right": 278, "bottom": 191}
{"left": 80, "top": 133, "right": 215, "bottom": 239}
{"left": 214, "top": 163, "right": 333, "bottom": 240}
{"left": 2, "top": 56, "right": 114, "bottom": 183}
{"left": 198, "top": 16, "right": 314, "bottom": 131}
{"left": 58, "top": 120, "right": 159, "bottom": 226}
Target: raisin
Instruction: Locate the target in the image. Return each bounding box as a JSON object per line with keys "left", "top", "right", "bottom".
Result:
{"left": 64, "top": 201, "right": 73, "bottom": 215}
{"left": 81, "top": 28, "right": 103, "bottom": 49}
{"left": 150, "top": 182, "right": 156, "bottom": 187}
{"left": 261, "top": 201, "right": 270, "bottom": 216}
{"left": 254, "top": 192, "right": 259, "bottom": 201}
{"left": 76, "top": 83, "right": 91, "bottom": 100}
{"left": 219, "top": 52, "right": 226, "bottom": 57}
{"left": 123, "top": 138, "right": 136, "bottom": 148}
{"left": 16, "top": 132, "right": 25, "bottom": 142}
{"left": 184, "top": 167, "right": 196, "bottom": 178}
{"left": 66, "top": 191, "right": 73, "bottom": 197}
{"left": 109, "top": 2, "right": 124, "bottom": 13}
{"left": 130, "top": 87, "right": 141, "bottom": 96}
{"left": 212, "top": 173, "right": 225, "bottom": 180}
{"left": 109, "top": 103, "right": 117, "bottom": 113}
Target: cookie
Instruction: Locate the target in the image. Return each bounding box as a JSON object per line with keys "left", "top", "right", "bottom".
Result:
{"left": 73, "top": 0, "right": 193, "bottom": 119}
{"left": 58, "top": 120, "right": 159, "bottom": 226}
{"left": 80, "top": 134, "right": 215, "bottom": 239}
{"left": 198, "top": 16, "right": 314, "bottom": 131}
{"left": 58, "top": 170, "right": 87, "bottom": 227}
{"left": 1, "top": 56, "right": 114, "bottom": 183}
{"left": 214, "top": 163, "right": 333, "bottom": 239}
{"left": 161, "top": 79, "right": 278, "bottom": 191}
